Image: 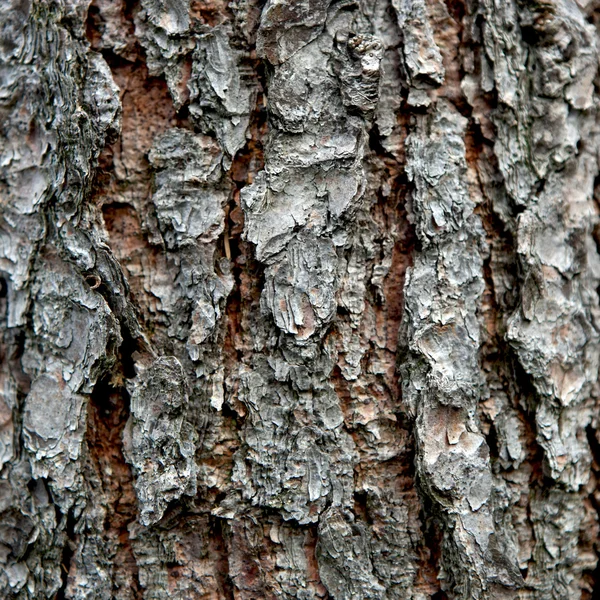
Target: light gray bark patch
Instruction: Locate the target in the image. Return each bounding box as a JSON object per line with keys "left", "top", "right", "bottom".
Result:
{"left": 241, "top": 31, "right": 376, "bottom": 260}
{"left": 481, "top": 0, "right": 597, "bottom": 205}
{"left": 402, "top": 105, "right": 484, "bottom": 412}
{"left": 359, "top": 0, "right": 404, "bottom": 152}
{"left": 148, "top": 127, "right": 226, "bottom": 247}
{"left": 236, "top": 4, "right": 378, "bottom": 535}
{"left": 136, "top": 3, "right": 256, "bottom": 155}
{"left": 399, "top": 100, "right": 522, "bottom": 598}
{"left": 147, "top": 126, "right": 233, "bottom": 360}
{"left": 23, "top": 375, "right": 86, "bottom": 471}
{"left": 188, "top": 27, "right": 255, "bottom": 159}
{"left": 0, "top": 0, "right": 130, "bottom": 593}
{"left": 240, "top": 137, "right": 365, "bottom": 264}
{"left": 124, "top": 356, "right": 198, "bottom": 526}
{"left": 0, "top": 2, "right": 56, "bottom": 328}
{"left": 481, "top": 0, "right": 600, "bottom": 490}
{"left": 83, "top": 52, "right": 122, "bottom": 145}
{"left": 391, "top": 0, "right": 444, "bottom": 87}
{"left": 256, "top": 0, "right": 333, "bottom": 65}
{"left": 506, "top": 179, "right": 600, "bottom": 488}
{"left": 134, "top": 0, "right": 195, "bottom": 108}
{"left": 236, "top": 6, "right": 391, "bottom": 595}
{"left": 232, "top": 361, "right": 354, "bottom": 523}
{"left": 461, "top": 2, "right": 600, "bottom": 595}
{"left": 262, "top": 233, "right": 337, "bottom": 338}
{"left": 22, "top": 254, "right": 121, "bottom": 492}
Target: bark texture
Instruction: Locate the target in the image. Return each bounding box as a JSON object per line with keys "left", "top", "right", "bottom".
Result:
{"left": 2, "top": 0, "right": 600, "bottom": 598}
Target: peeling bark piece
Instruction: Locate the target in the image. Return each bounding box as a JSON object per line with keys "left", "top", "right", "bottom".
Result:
{"left": 262, "top": 233, "right": 337, "bottom": 339}
{"left": 22, "top": 254, "right": 121, "bottom": 491}
{"left": 241, "top": 32, "right": 374, "bottom": 260}
{"left": 23, "top": 375, "right": 86, "bottom": 481}
{"left": 147, "top": 127, "right": 233, "bottom": 359}
{"left": 148, "top": 128, "right": 226, "bottom": 246}
{"left": 257, "top": 0, "right": 333, "bottom": 65}
{"left": 335, "top": 33, "right": 384, "bottom": 115}
{"left": 134, "top": 0, "right": 195, "bottom": 108}
{"left": 124, "top": 356, "right": 198, "bottom": 526}
{"left": 83, "top": 52, "right": 122, "bottom": 145}
{"left": 391, "top": 0, "right": 445, "bottom": 87}
{"left": 188, "top": 27, "right": 255, "bottom": 159}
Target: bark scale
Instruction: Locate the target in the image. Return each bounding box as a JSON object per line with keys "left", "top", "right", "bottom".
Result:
{"left": 1, "top": 0, "right": 600, "bottom": 598}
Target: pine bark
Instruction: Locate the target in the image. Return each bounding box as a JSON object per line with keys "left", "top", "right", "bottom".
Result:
{"left": 2, "top": 0, "right": 600, "bottom": 598}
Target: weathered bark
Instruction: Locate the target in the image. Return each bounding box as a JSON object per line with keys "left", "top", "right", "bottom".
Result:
{"left": 2, "top": 0, "right": 600, "bottom": 598}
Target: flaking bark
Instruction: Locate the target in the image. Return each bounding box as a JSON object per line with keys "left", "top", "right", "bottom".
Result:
{"left": 2, "top": 0, "right": 600, "bottom": 599}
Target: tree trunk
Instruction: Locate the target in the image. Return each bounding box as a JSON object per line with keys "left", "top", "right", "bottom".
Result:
{"left": 2, "top": 0, "right": 600, "bottom": 598}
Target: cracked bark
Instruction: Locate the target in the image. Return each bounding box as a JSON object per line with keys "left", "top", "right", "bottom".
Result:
{"left": 2, "top": 0, "right": 600, "bottom": 598}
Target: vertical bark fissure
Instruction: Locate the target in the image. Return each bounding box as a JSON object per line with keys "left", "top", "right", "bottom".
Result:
{"left": 55, "top": 507, "right": 76, "bottom": 600}
{"left": 86, "top": 352, "right": 142, "bottom": 598}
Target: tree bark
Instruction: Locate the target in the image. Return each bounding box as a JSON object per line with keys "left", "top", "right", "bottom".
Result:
{"left": 2, "top": 0, "right": 600, "bottom": 598}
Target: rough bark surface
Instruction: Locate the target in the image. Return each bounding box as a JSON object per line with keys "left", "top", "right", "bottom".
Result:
{"left": 2, "top": 0, "right": 600, "bottom": 598}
